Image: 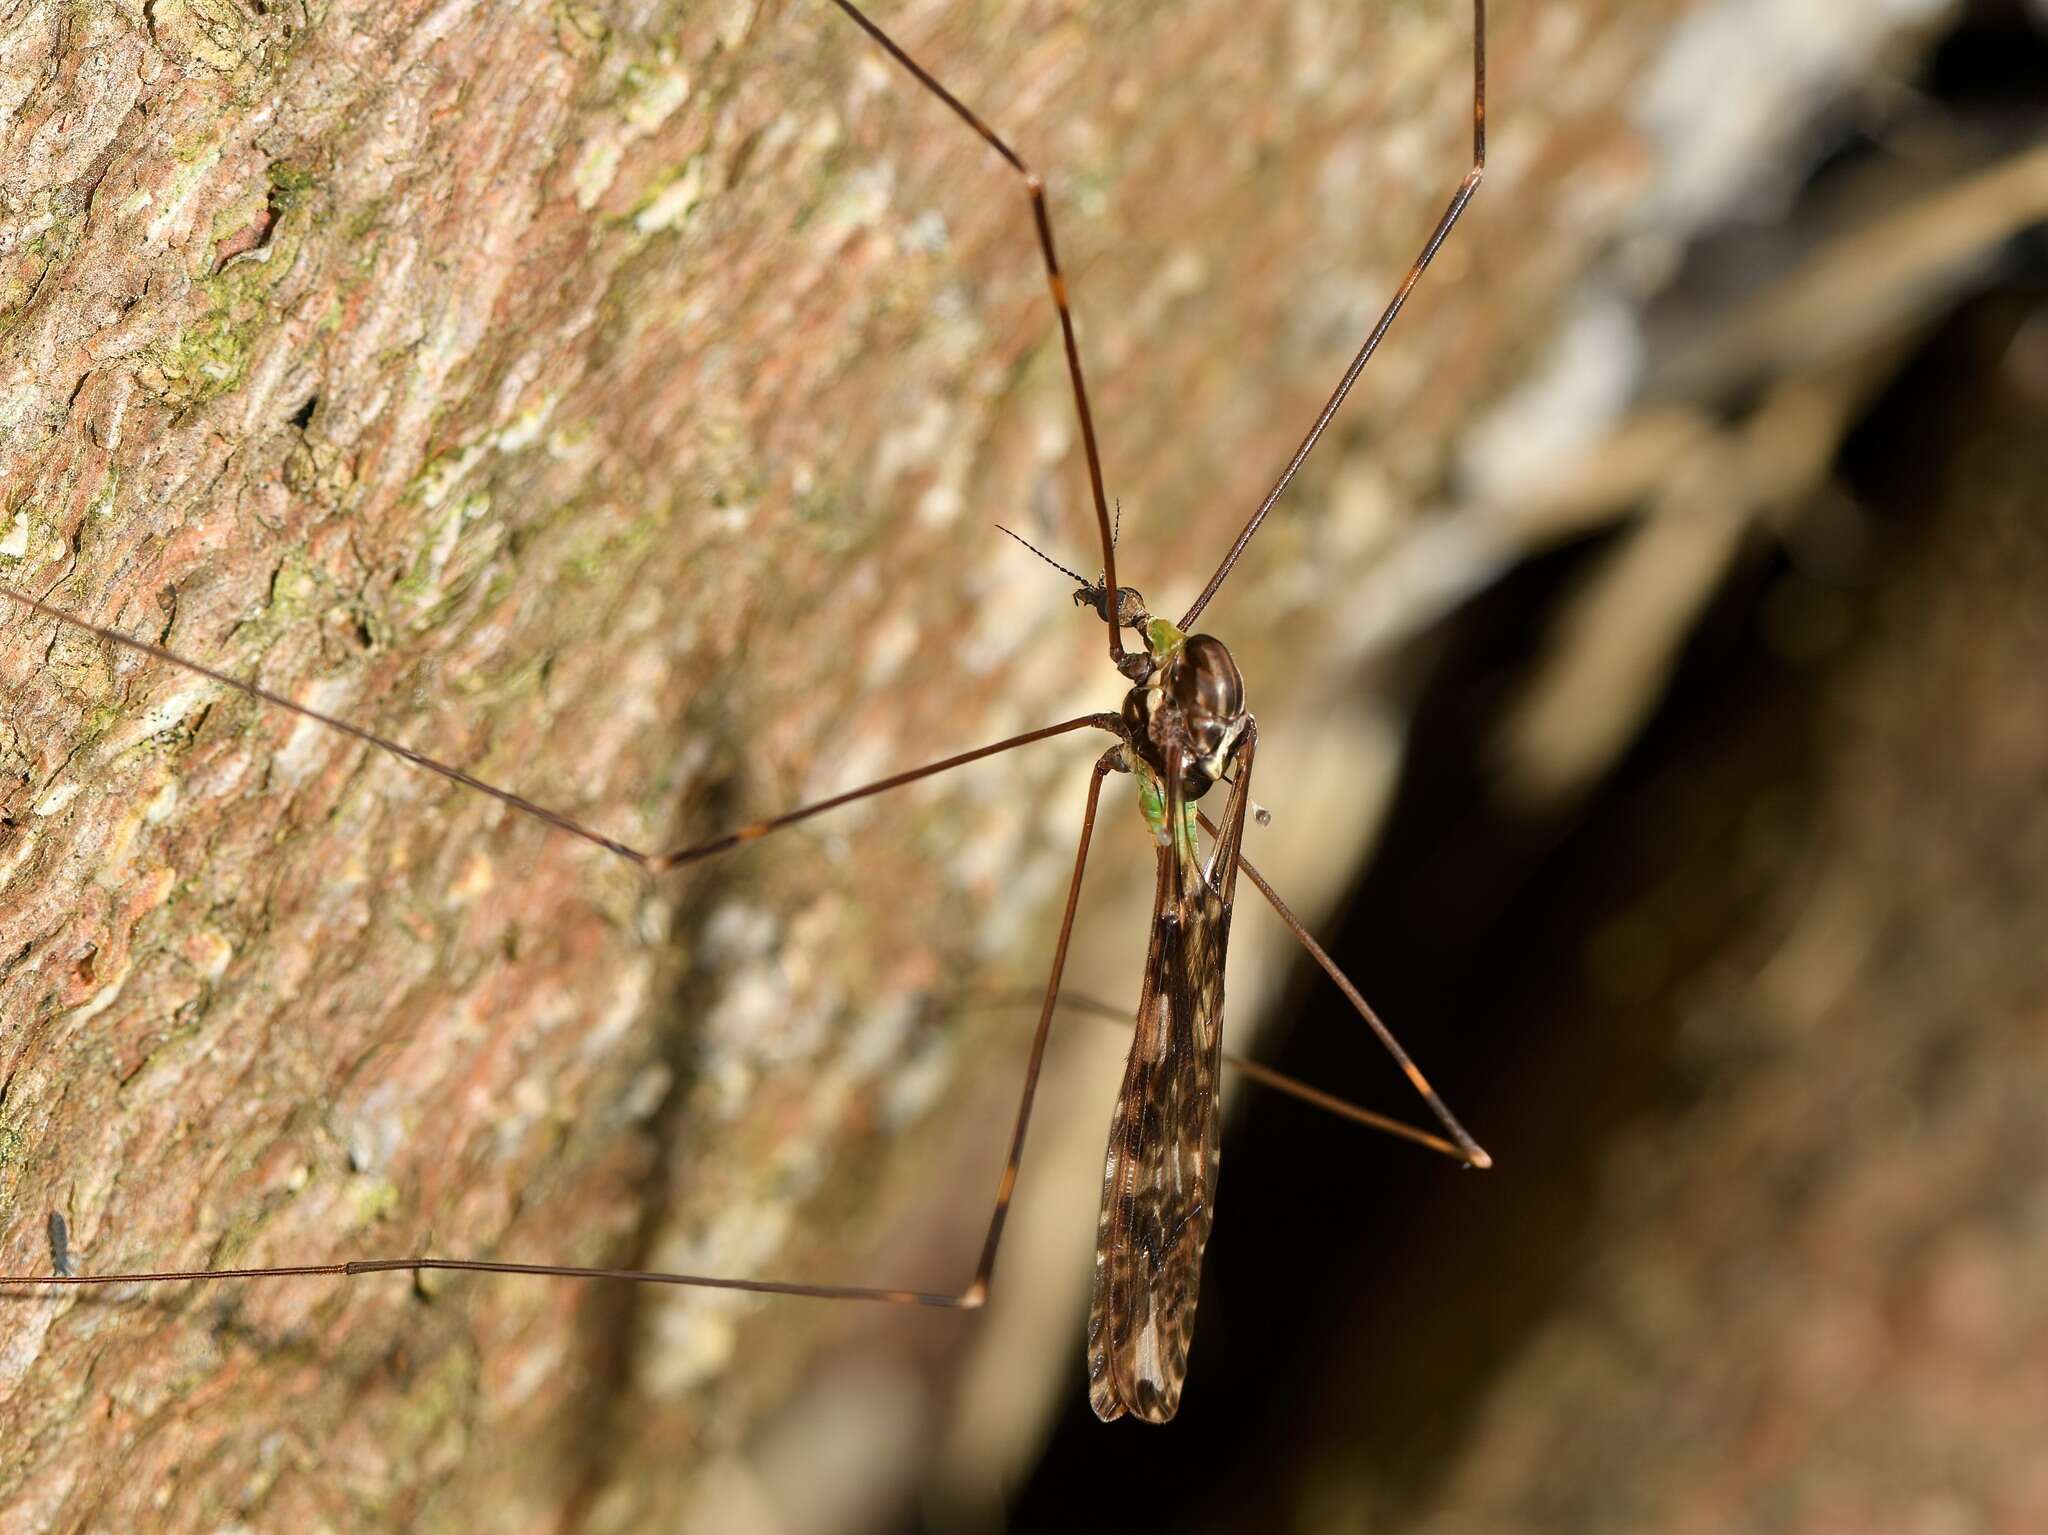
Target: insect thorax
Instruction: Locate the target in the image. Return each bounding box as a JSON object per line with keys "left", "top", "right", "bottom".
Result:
{"left": 1121, "top": 621, "right": 1249, "bottom": 839}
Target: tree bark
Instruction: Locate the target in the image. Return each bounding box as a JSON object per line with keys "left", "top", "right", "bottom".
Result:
{"left": 0, "top": 0, "right": 1960, "bottom": 1529}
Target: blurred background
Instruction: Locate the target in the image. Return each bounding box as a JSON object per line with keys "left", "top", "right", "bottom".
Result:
{"left": 1006, "top": 4, "right": 2048, "bottom": 1532}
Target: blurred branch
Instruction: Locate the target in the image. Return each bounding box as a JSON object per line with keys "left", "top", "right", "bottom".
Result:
{"left": 1492, "top": 137, "right": 2048, "bottom": 808}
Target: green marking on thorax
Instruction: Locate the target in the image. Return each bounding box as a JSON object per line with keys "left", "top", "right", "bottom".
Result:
{"left": 1144, "top": 614, "right": 1185, "bottom": 662}
{"left": 1128, "top": 616, "right": 1200, "bottom": 855}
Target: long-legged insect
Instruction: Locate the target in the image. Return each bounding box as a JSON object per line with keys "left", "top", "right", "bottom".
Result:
{"left": 0, "top": 0, "right": 1488, "bottom": 1425}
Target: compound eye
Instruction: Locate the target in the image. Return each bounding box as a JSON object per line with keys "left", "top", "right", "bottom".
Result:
{"left": 1172, "top": 635, "right": 1244, "bottom": 727}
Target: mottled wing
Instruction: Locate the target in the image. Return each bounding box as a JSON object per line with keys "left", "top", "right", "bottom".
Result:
{"left": 1086, "top": 743, "right": 1251, "bottom": 1423}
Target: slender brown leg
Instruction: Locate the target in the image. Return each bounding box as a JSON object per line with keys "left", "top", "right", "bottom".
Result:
{"left": 1179, "top": 0, "right": 1487, "bottom": 630}
{"left": 0, "top": 584, "right": 1117, "bottom": 876}
{"left": 1197, "top": 810, "right": 1491, "bottom": 1168}
{"left": 0, "top": 748, "right": 1125, "bottom": 1303}
{"left": 959, "top": 746, "right": 1121, "bottom": 1301}
{"left": 827, "top": 0, "right": 1128, "bottom": 669}
{"left": 1045, "top": 988, "right": 1476, "bottom": 1165}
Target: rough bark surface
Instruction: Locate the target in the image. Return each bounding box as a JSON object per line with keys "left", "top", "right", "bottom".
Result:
{"left": 0, "top": 0, "right": 1954, "bottom": 1529}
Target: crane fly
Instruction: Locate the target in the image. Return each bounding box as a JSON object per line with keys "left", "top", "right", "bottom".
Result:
{"left": 0, "top": 0, "right": 1490, "bottom": 1424}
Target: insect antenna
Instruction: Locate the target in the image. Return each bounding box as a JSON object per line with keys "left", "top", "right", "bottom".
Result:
{"left": 995, "top": 523, "right": 1148, "bottom": 634}
{"left": 995, "top": 523, "right": 1090, "bottom": 587}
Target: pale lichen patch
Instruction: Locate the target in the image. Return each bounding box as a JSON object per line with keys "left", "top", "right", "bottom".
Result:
{"left": 0, "top": 826, "right": 35, "bottom": 889}
{"left": 873, "top": 395, "right": 953, "bottom": 493}
{"left": 0, "top": 510, "right": 30, "bottom": 559}
{"left": 970, "top": 826, "right": 1065, "bottom": 962}
{"left": 345, "top": 1175, "right": 403, "bottom": 1227}
{"left": 414, "top": 444, "right": 491, "bottom": 511}
{"left": 623, "top": 61, "right": 692, "bottom": 131}
{"left": 397, "top": 492, "right": 493, "bottom": 606}
{"left": 640, "top": 1201, "right": 797, "bottom": 1398}
{"left": 274, "top": 676, "right": 363, "bottom": 782}
{"left": 85, "top": 475, "right": 118, "bottom": 521}
{"left": 879, "top": 1033, "right": 957, "bottom": 1131}
{"left": 447, "top": 848, "right": 495, "bottom": 904}
{"left": 135, "top": 244, "right": 290, "bottom": 407}
{"left": 1462, "top": 294, "right": 1646, "bottom": 501}
{"left": 917, "top": 479, "right": 964, "bottom": 528}
{"left": 65, "top": 956, "right": 134, "bottom": 1027}
{"left": 184, "top": 929, "right": 235, "bottom": 982}
{"left": 0, "top": 1291, "right": 63, "bottom": 1398}
{"left": 344, "top": 1089, "right": 407, "bottom": 1178}
{"left": 904, "top": 209, "right": 950, "bottom": 254}
{"left": 579, "top": 957, "right": 655, "bottom": 1061}
{"left": 860, "top": 610, "right": 921, "bottom": 690}
{"left": 99, "top": 680, "right": 213, "bottom": 757}
{"left": 948, "top": 794, "right": 1032, "bottom": 901}
{"left": 406, "top": 398, "right": 562, "bottom": 554}
{"left": 802, "top": 105, "right": 845, "bottom": 162}
{"left": 144, "top": 780, "right": 180, "bottom": 825}
{"left": 958, "top": 539, "right": 1081, "bottom": 681}
{"left": 700, "top": 900, "right": 779, "bottom": 965}
{"left": 644, "top": 1305, "right": 741, "bottom": 1399}
{"left": 633, "top": 156, "right": 706, "bottom": 235}
{"left": 508, "top": 1076, "right": 550, "bottom": 1124}
{"left": 802, "top": 724, "right": 895, "bottom": 835}
{"left": 31, "top": 781, "right": 80, "bottom": 818}
{"left": 571, "top": 139, "right": 626, "bottom": 211}
{"left": 621, "top": 1060, "right": 673, "bottom": 1122}
{"left": 145, "top": 137, "right": 225, "bottom": 247}
{"left": 572, "top": 60, "right": 694, "bottom": 210}
{"left": 494, "top": 397, "right": 560, "bottom": 454}
{"left": 700, "top": 967, "right": 795, "bottom": 1091}
{"left": 811, "top": 162, "right": 896, "bottom": 244}
{"left": 99, "top": 798, "right": 169, "bottom": 874}
{"left": 837, "top": 993, "right": 918, "bottom": 1083}
{"left": 714, "top": 0, "right": 762, "bottom": 51}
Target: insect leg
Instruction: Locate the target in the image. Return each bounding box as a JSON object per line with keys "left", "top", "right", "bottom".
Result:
{"left": 1038, "top": 989, "right": 1475, "bottom": 1164}
{"left": 1195, "top": 739, "right": 1475, "bottom": 1154}
{"left": 652, "top": 716, "right": 1118, "bottom": 871}
{"left": 1197, "top": 810, "right": 1492, "bottom": 1169}
{"left": 0, "top": 583, "right": 1118, "bottom": 878}
{"left": 0, "top": 748, "right": 1128, "bottom": 1306}
{"left": 827, "top": 0, "right": 1129, "bottom": 669}
{"left": 1215, "top": 1055, "right": 1476, "bottom": 1164}
{"left": 1178, "top": 0, "right": 1487, "bottom": 630}
{"left": 958, "top": 745, "right": 1123, "bottom": 1305}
